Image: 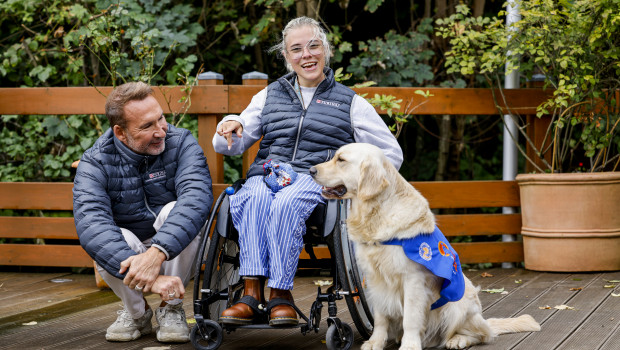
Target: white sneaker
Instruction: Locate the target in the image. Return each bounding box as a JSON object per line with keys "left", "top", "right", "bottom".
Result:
{"left": 155, "top": 303, "right": 190, "bottom": 343}
{"left": 105, "top": 308, "right": 153, "bottom": 342}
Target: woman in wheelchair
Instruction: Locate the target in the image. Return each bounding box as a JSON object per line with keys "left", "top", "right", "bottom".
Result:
{"left": 212, "top": 16, "right": 403, "bottom": 327}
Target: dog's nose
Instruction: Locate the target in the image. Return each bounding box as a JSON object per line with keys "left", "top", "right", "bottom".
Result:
{"left": 309, "top": 166, "right": 317, "bottom": 177}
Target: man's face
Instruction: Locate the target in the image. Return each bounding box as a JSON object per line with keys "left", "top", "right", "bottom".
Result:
{"left": 114, "top": 95, "right": 167, "bottom": 156}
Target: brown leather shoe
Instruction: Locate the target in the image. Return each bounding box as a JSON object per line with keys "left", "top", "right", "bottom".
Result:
{"left": 220, "top": 277, "right": 264, "bottom": 325}
{"left": 268, "top": 288, "right": 298, "bottom": 326}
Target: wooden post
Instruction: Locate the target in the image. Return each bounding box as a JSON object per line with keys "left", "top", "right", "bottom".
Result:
{"left": 525, "top": 74, "right": 553, "bottom": 172}
{"left": 197, "top": 71, "right": 225, "bottom": 184}
{"left": 241, "top": 71, "right": 268, "bottom": 175}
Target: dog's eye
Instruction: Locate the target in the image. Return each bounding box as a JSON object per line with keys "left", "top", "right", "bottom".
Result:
{"left": 336, "top": 156, "right": 344, "bottom": 162}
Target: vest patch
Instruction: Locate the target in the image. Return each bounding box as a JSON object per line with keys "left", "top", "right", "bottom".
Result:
{"left": 316, "top": 99, "right": 341, "bottom": 108}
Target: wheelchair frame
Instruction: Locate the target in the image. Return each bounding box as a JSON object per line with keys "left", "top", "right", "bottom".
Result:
{"left": 189, "top": 181, "right": 374, "bottom": 350}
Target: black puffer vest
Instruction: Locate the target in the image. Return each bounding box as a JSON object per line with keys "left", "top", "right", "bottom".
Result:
{"left": 247, "top": 68, "right": 356, "bottom": 177}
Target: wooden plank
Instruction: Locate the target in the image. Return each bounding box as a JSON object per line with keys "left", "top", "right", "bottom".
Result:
{"left": 452, "top": 241, "right": 524, "bottom": 264}
{"left": 470, "top": 272, "right": 575, "bottom": 349}
{"left": 198, "top": 114, "right": 224, "bottom": 183}
{"left": 352, "top": 87, "right": 553, "bottom": 115}
{"left": 0, "top": 86, "right": 552, "bottom": 116}
{"left": 0, "top": 244, "right": 92, "bottom": 267}
{"left": 528, "top": 271, "right": 620, "bottom": 350}
{"left": 412, "top": 180, "right": 520, "bottom": 208}
{"left": 0, "top": 217, "right": 76, "bottom": 239}
{"left": 0, "top": 182, "right": 73, "bottom": 210}
{"left": 0, "top": 86, "right": 228, "bottom": 115}
{"left": 436, "top": 213, "right": 522, "bottom": 236}
{"left": 228, "top": 85, "right": 270, "bottom": 114}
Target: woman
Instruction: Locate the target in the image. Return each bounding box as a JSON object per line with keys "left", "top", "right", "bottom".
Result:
{"left": 212, "top": 16, "right": 403, "bottom": 326}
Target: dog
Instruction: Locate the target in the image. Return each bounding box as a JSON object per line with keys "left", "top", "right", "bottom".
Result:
{"left": 310, "top": 143, "right": 540, "bottom": 350}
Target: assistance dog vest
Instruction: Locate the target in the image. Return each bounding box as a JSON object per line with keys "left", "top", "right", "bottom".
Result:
{"left": 383, "top": 226, "right": 465, "bottom": 310}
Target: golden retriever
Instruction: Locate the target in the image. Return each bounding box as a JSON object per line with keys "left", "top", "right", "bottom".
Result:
{"left": 310, "top": 143, "right": 540, "bottom": 350}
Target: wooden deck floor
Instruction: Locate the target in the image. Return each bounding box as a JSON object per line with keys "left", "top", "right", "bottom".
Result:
{"left": 0, "top": 267, "right": 619, "bottom": 349}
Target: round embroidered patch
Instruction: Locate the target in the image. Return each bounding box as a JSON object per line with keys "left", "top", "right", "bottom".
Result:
{"left": 419, "top": 242, "right": 432, "bottom": 261}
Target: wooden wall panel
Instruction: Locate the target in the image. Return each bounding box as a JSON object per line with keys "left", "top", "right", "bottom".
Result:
{"left": 0, "top": 183, "right": 74, "bottom": 210}
{"left": 436, "top": 213, "right": 522, "bottom": 236}
{"left": 412, "top": 180, "right": 520, "bottom": 208}
{"left": 0, "top": 244, "right": 92, "bottom": 267}
{"left": 0, "top": 217, "right": 76, "bottom": 239}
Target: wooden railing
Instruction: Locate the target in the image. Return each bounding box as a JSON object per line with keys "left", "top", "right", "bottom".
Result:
{"left": 0, "top": 77, "right": 553, "bottom": 268}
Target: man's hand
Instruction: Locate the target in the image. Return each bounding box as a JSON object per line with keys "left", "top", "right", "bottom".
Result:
{"left": 151, "top": 275, "right": 185, "bottom": 301}
{"left": 217, "top": 120, "right": 243, "bottom": 150}
{"left": 119, "top": 246, "right": 166, "bottom": 293}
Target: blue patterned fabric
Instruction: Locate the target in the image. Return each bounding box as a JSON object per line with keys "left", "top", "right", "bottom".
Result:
{"left": 383, "top": 226, "right": 465, "bottom": 310}
{"left": 263, "top": 159, "right": 298, "bottom": 192}
{"left": 230, "top": 174, "right": 324, "bottom": 290}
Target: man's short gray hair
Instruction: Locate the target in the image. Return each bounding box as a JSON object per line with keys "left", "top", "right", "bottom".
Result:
{"left": 105, "top": 82, "right": 153, "bottom": 128}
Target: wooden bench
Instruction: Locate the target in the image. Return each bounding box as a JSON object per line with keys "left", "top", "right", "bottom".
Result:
{"left": 0, "top": 82, "right": 552, "bottom": 270}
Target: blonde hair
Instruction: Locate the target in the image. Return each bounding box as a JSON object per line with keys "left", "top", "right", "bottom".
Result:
{"left": 269, "top": 16, "right": 332, "bottom": 72}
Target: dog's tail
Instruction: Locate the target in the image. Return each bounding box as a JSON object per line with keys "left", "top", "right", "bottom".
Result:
{"left": 487, "top": 314, "right": 541, "bottom": 335}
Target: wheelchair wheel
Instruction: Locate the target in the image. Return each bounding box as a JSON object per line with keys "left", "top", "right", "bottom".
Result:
{"left": 332, "top": 200, "right": 374, "bottom": 340}
{"left": 202, "top": 229, "right": 242, "bottom": 320}
{"left": 190, "top": 320, "right": 223, "bottom": 350}
{"left": 325, "top": 322, "right": 354, "bottom": 350}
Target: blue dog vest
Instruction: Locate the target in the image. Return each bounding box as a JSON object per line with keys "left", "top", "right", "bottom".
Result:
{"left": 383, "top": 226, "right": 465, "bottom": 310}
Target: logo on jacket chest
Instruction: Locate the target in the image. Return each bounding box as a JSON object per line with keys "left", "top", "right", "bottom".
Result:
{"left": 316, "top": 99, "right": 341, "bottom": 108}
{"left": 147, "top": 170, "right": 166, "bottom": 182}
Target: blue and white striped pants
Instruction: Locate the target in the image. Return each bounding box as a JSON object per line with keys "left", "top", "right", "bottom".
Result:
{"left": 229, "top": 174, "right": 324, "bottom": 290}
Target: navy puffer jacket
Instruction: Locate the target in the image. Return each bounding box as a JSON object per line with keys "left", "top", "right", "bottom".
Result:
{"left": 73, "top": 124, "right": 213, "bottom": 279}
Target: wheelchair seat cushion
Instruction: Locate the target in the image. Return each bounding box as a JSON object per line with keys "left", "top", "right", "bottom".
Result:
{"left": 263, "top": 159, "right": 298, "bottom": 192}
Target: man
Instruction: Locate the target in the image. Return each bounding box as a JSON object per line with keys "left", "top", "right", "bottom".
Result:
{"left": 73, "top": 82, "right": 213, "bottom": 343}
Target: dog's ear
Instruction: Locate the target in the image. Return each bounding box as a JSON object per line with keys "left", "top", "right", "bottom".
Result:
{"left": 358, "top": 157, "right": 389, "bottom": 201}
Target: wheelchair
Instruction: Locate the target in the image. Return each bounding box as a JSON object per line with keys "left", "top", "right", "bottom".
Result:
{"left": 189, "top": 179, "right": 374, "bottom": 350}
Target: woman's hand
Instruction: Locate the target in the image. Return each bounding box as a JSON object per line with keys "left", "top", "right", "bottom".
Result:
{"left": 217, "top": 120, "right": 243, "bottom": 150}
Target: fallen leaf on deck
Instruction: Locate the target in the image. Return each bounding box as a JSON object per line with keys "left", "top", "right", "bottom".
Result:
{"left": 481, "top": 288, "right": 504, "bottom": 294}
{"left": 606, "top": 280, "right": 620, "bottom": 283}
{"left": 572, "top": 278, "right": 582, "bottom": 281}
{"left": 603, "top": 285, "right": 617, "bottom": 288}
{"left": 611, "top": 293, "right": 620, "bottom": 297}
{"left": 468, "top": 268, "right": 478, "bottom": 272}
{"left": 314, "top": 280, "right": 333, "bottom": 287}
{"left": 187, "top": 318, "right": 196, "bottom": 324}
{"left": 50, "top": 278, "right": 73, "bottom": 283}
{"left": 480, "top": 272, "right": 494, "bottom": 278}
{"left": 570, "top": 287, "right": 582, "bottom": 291}
{"left": 515, "top": 280, "right": 523, "bottom": 284}
{"left": 22, "top": 321, "right": 37, "bottom": 325}
{"left": 539, "top": 305, "right": 552, "bottom": 309}
{"left": 554, "top": 305, "right": 575, "bottom": 310}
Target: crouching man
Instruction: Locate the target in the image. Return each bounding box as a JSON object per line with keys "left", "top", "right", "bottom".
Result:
{"left": 73, "top": 82, "right": 213, "bottom": 343}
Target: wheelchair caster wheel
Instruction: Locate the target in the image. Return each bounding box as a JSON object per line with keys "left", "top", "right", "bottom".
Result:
{"left": 325, "top": 323, "right": 354, "bottom": 350}
{"left": 190, "top": 320, "right": 223, "bottom": 350}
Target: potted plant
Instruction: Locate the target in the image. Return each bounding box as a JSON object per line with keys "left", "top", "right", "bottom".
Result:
{"left": 436, "top": 0, "right": 620, "bottom": 271}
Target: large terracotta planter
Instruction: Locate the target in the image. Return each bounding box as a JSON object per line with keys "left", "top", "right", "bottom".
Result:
{"left": 516, "top": 172, "right": 620, "bottom": 272}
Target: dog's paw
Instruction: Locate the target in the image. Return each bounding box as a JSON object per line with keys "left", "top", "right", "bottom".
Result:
{"left": 445, "top": 334, "right": 478, "bottom": 349}
{"left": 361, "top": 339, "right": 385, "bottom": 350}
